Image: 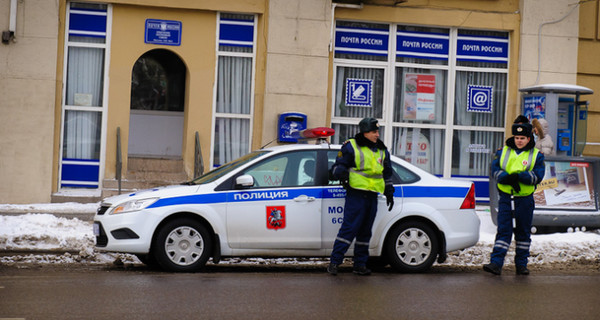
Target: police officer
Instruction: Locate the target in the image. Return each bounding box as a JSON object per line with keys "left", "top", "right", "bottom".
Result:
{"left": 484, "top": 118, "right": 545, "bottom": 276}
{"left": 327, "top": 117, "right": 394, "bottom": 276}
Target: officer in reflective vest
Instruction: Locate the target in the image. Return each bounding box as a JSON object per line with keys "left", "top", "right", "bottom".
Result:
{"left": 327, "top": 117, "right": 394, "bottom": 276}
{"left": 484, "top": 119, "right": 545, "bottom": 276}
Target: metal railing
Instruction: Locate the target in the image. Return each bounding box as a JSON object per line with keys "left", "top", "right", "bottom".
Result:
{"left": 116, "top": 127, "right": 122, "bottom": 195}
{"left": 194, "top": 131, "right": 204, "bottom": 179}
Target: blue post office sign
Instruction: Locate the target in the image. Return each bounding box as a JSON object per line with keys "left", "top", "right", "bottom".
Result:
{"left": 396, "top": 30, "right": 449, "bottom": 61}
{"left": 457, "top": 33, "right": 508, "bottom": 64}
{"left": 145, "top": 19, "right": 182, "bottom": 46}
{"left": 335, "top": 26, "right": 389, "bottom": 57}
{"left": 345, "top": 78, "right": 373, "bottom": 107}
{"left": 467, "top": 85, "right": 493, "bottom": 113}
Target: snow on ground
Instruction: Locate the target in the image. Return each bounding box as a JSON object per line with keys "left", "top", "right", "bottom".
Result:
{"left": 1, "top": 203, "right": 599, "bottom": 267}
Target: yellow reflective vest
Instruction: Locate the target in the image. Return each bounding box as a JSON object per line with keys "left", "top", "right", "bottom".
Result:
{"left": 497, "top": 146, "right": 540, "bottom": 196}
{"left": 348, "top": 139, "right": 385, "bottom": 194}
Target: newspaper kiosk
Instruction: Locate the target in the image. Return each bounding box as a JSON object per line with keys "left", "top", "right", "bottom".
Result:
{"left": 490, "top": 84, "right": 600, "bottom": 231}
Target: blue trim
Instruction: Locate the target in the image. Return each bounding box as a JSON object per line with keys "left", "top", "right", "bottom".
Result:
{"left": 146, "top": 185, "right": 471, "bottom": 209}
{"left": 450, "top": 175, "right": 490, "bottom": 200}
{"left": 402, "top": 186, "right": 469, "bottom": 198}
{"left": 219, "top": 19, "right": 254, "bottom": 47}
{"left": 69, "top": 8, "right": 107, "bottom": 38}
{"left": 61, "top": 158, "right": 100, "bottom": 188}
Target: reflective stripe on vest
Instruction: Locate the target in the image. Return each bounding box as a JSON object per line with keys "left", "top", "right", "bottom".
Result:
{"left": 497, "top": 146, "right": 539, "bottom": 196}
{"left": 348, "top": 139, "right": 385, "bottom": 194}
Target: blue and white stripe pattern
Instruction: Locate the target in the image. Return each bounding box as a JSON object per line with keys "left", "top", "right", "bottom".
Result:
{"left": 61, "top": 158, "right": 100, "bottom": 188}
{"left": 69, "top": 8, "right": 107, "bottom": 39}
{"left": 219, "top": 17, "right": 254, "bottom": 48}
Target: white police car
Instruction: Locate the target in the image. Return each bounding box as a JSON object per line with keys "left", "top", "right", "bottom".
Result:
{"left": 93, "top": 128, "right": 479, "bottom": 273}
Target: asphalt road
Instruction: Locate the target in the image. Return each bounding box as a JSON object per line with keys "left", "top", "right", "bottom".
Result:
{"left": 1, "top": 264, "right": 599, "bottom": 320}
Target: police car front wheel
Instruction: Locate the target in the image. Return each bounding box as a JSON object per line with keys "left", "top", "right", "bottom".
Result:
{"left": 386, "top": 221, "right": 439, "bottom": 273}
{"left": 153, "top": 218, "right": 212, "bottom": 272}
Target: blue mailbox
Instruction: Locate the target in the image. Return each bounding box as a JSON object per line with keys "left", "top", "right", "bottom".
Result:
{"left": 278, "top": 112, "right": 307, "bottom": 143}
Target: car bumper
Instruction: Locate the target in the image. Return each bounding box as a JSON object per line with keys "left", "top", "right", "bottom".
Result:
{"left": 93, "top": 209, "right": 162, "bottom": 254}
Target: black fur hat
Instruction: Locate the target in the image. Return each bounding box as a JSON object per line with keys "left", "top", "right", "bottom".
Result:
{"left": 512, "top": 123, "right": 532, "bottom": 137}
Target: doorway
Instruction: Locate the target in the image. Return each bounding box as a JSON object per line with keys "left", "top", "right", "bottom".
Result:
{"left": 129, "top": 49, "right": 186, "bottom": 157}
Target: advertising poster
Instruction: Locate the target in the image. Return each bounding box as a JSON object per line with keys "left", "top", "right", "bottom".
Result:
{"left": 523, "top": 95, "right": 546, "bottom": 120}
{"left": 396, "top": 130, "right": 431, "bottom": 172}
{"left": 534, "top": 161, "right": 596, "bottom": 210}
{"left": 403, "top": 74, "right": 436, "bottom": 121}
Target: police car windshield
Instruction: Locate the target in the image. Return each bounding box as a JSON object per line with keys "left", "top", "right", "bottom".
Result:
{"left": 188, "top": 151, "right": 270, "bottom": 185}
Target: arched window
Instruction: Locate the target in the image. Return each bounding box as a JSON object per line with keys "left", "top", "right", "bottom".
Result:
{"left": 131, "top": 49, "right": 185, "bottom": 112}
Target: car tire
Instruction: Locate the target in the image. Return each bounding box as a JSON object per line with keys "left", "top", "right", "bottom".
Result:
{"left": 153, "top": 218, "right": 212, "bottom": 272}
{"left": 386, "top": 221, "right": 438, "bottom": 273}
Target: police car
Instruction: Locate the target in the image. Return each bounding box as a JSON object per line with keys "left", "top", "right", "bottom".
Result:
{"left": 93, "top": 128, "right": 480, "bottom": 273}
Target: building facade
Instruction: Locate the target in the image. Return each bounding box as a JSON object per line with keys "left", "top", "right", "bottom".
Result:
{"left": 0, "top": 0, "right": 595, "bottom": 204}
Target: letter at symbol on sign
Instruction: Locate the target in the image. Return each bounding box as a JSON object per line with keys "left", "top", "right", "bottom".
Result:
{"left": 473, "top": 91, "right": 488, "bottom": 107}
{"left": 352, "top": 84, "right": 366, "bottom": 101}
{"left": 160, "top": 23, "right": 167, "bottom": 31}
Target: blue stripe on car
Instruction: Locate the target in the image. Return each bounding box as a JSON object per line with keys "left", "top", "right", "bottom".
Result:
{"left": 145, "top": 185, "right": 469, "bottom": 209}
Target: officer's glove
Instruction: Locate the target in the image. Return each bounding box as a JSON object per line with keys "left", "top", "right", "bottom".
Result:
{"left": 338, "top": 171, "right": 350, "bottom": 190}
{"left": 384, "top": 185, "right": 395, "bottom": 211}
{"left": 504, "top": 173, "right": 518, "bottom": 185}
{"left": 508, "top": 173, "right": 521, "bottom": 193}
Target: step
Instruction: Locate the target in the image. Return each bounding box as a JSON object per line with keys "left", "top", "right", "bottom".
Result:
{"left": 125, "top": 171, "right": 189, "bottom": 183}
{"left": 51, "top": 192, "right": 102, "bottom": 204}
{"left": 127, "top": 157, "right": 184, "bottom": 173}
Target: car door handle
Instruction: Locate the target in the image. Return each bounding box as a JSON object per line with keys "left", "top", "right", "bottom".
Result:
{"left": 294, "top": 195, "right": 316, "bottom": 202}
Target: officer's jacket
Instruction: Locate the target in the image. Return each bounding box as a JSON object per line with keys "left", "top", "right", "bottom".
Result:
{"left": 491, "top": 137, "right": 546, "bottom": 196}
{"left": 331, "top": 133, "right": 393, "bottom": 194}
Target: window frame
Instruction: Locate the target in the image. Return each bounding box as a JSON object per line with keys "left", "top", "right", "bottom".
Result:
{"left": 331, "top": 22, "right": 509, "bottom": 184}
{"left": 211, "top": 12, "right": 258, "bottom": 168}
{"left": 58, "top": 2, "right": 112, "bottom": 190}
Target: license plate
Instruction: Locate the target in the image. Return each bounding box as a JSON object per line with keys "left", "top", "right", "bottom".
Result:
{"left": 93, "top": 222, "right": 100, "bottom": 236}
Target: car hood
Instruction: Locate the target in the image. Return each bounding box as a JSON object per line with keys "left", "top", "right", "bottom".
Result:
{"left": 101, "top": 184, "right": 203, "bottom": 206}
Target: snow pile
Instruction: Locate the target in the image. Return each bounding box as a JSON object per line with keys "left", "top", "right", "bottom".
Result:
{"left": 1, "top": 206, "right": 600, "bottom": 267}
{"left": 0, "top": 214, "right": 94, "bottom": 251}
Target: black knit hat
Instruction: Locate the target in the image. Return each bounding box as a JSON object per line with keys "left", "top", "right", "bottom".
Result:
{"left": 358, "top": 117, "right": 379, "bottom": 133}
{"left": 512, "top": 123, "right": 532, "bottom": 137}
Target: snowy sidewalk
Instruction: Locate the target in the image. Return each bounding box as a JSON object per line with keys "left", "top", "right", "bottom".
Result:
{"left": 1, "top": 203, "right": 600, "bottom": 267}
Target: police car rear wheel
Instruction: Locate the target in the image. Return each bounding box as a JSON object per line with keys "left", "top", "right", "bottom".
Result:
{"left": 386, "top": 221, "right": 438, "bottom": 273}
{"left": 153, "top": 218, "right": 212, "bottom": 272}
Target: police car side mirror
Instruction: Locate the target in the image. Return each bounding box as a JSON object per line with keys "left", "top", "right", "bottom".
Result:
{"left": 235, "top": 174, "right": 255, "bottom": 188}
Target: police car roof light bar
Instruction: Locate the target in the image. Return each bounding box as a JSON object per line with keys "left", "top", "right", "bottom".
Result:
{"left": 298, "top": 127, "right": 335, "bottom": 145}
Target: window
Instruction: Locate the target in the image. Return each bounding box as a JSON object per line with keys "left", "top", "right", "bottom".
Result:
{"left": 332, "top": 22, "right": 509, "bottom": 200}
{"left": 131, "top": 49, "right": 185, "bottom": 112}
{"left": 241, "top": 151, "right": 317, "bottom": 188}
{"left": 213, "top": 13, "right": 256, "bottom": 167}
{"left": 59, "top": 2, "right": 110, "bottom": 189}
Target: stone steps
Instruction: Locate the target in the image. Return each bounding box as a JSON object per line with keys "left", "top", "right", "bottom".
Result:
{"left": 101, "top": 157, "right": 189, "bottom": 199}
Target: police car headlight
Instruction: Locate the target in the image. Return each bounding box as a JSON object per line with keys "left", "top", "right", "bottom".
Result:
{"left": 110, "top": 198, "right": 158, "bottom": 215}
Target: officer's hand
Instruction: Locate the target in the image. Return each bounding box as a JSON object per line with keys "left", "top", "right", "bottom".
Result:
{"left": 386, "top": 194, "right": 394, "bottom": 211}
{"left": 507, "top": 174, "right": 520, "bottom": 193}
{"left": 338, "top": 171, "right": 349, "bottom": 189}
{"left": 505, "top": 173, "right": 518, "bottom": 185}
{"left": 384, "top": 185, "right": 395, "bottom": 211}
{"left": 511, "top": 180, "right": 521, "bottom": 193}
